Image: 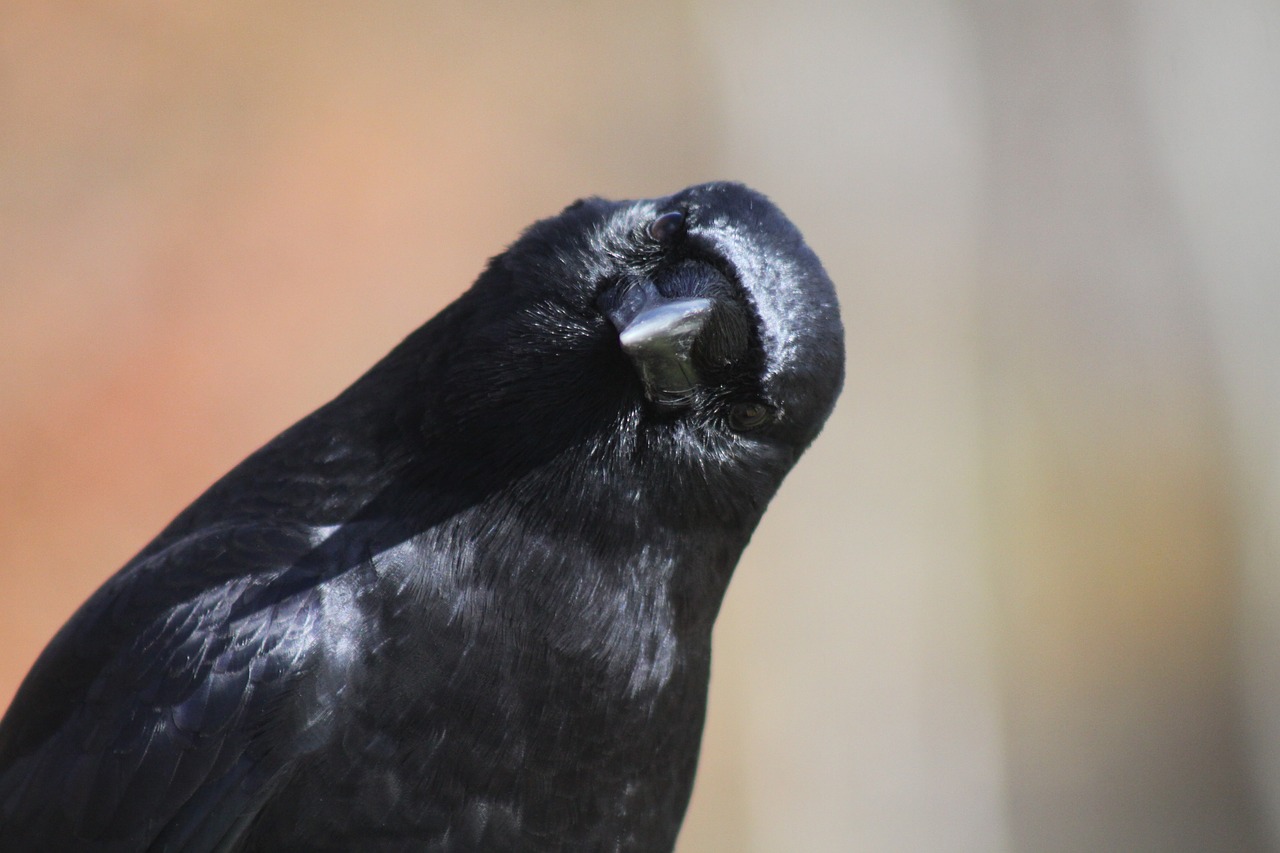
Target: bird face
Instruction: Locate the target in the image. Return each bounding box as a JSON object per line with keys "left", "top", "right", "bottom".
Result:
{"left": 465, "top": 181, "right": 845, "bottom": 480}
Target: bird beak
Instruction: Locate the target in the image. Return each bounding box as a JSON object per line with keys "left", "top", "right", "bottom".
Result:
{"left": 605, "top": 280, "right": 714, "bottom": 409}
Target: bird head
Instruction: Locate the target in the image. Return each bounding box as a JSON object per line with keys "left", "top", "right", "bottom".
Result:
{"left": 499, "top": 183, "right": 840, "bottom": 441}
{"left": 417, "top": 182, "right": 843, "bottom": 518}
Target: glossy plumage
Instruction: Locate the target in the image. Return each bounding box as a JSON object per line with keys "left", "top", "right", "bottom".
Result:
{"left": 0, "top": 182, "right": 843, "bottom": 851}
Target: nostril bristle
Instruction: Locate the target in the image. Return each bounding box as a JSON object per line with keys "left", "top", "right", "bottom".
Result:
{"left": 694, "top": 300, "right": 751, "bottom": 370}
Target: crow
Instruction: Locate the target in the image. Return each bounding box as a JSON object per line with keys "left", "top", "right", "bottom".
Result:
{"left": 0, "top": 182, "right": 844, "bottom": 851}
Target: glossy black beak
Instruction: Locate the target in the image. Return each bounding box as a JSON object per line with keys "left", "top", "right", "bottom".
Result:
{"left": 605, "top": 280, "right": 715, "bottom": 409}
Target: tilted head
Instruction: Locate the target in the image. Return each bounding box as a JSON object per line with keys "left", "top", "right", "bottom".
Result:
{"left": 427, "top": 181, "right": 844, "bottom": 518}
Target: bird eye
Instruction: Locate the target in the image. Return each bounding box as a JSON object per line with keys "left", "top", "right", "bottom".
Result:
{"left": 648, "top": 211, "right": 685, "bottom": 242}
{"left": 728, "top": 401, "right": 772, "bottom": 432}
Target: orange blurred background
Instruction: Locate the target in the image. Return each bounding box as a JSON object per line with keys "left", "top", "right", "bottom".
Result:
{"left": 3, "top": 3, "right": 1279, "bottom": 850}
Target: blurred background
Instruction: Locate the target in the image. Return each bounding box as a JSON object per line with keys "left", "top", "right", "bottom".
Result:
{"left": 2, "top": 2, "right": 1277, "bottom": 850}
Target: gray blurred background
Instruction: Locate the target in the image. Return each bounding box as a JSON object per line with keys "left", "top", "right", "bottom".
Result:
{"left": 3, "top": 2, "right": 1278, "bottom": 850}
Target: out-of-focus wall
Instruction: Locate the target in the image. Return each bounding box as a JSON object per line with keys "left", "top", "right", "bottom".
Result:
{"left": 2, "top": 3, "right": 1277, "bottom": 850}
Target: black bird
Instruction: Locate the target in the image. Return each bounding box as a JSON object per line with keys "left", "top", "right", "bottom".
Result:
{"left": 0, "top": 182, "right": 843, "bottom": 851}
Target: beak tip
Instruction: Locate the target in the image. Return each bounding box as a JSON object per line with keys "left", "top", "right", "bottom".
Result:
{"left": 617, "top": 297, "right": 714, "bottom": 352}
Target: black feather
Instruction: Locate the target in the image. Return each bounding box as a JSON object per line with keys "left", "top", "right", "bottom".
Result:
{"left": 0, "top": 182, "right": 843, "bottom": 851}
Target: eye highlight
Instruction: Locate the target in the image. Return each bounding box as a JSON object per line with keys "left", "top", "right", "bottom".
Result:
{"left": 728, "top": 401, "right": 772, "bottom": 432}
{"left": 648, "top": 211, "right": 685, "bottom": 242}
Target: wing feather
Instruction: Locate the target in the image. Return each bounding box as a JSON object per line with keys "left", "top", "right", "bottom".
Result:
{"left": 0, "top": 522, "right": 331, "bottom": 850}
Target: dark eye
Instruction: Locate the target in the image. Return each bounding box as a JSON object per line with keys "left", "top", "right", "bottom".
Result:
{"left": 728, "top": 401, "right": 772, "bottom": 432}
{"left": 648, "top": 211, "right": 685, "bottom": 242}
